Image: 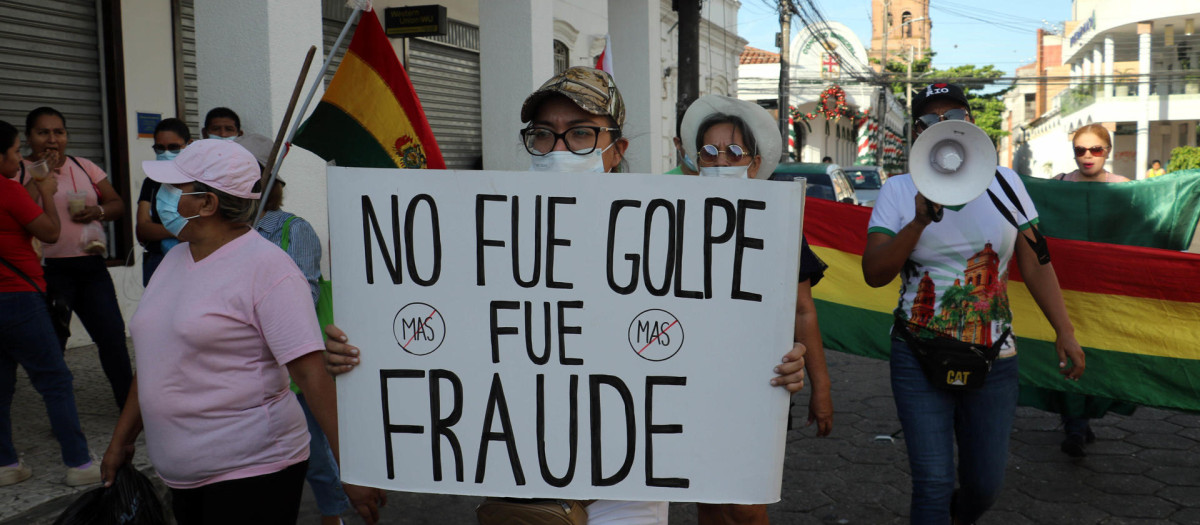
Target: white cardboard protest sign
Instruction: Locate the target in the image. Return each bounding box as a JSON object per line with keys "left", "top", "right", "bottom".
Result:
{"left": 327, "top": 168, "right": 805, "bottom": 503}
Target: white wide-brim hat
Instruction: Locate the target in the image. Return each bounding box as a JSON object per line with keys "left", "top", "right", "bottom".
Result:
{"left": 680, "top": 94, "right": 781, "bottom": 179}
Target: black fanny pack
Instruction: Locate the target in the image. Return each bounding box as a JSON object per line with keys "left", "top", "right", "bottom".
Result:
{"left": 894, "top": 316, "right": 1010, "bottom": 390}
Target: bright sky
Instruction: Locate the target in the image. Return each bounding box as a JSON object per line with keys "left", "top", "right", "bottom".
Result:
{"left": 737, "top": 0, "right": 1073, "bottom": 76}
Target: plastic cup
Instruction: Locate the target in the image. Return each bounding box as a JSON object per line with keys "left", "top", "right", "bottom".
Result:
{"left": 66, "top": 191, "right": 87, "bottom": 215}
{"left": 28, "top": 160, "right": 50, "bottom": 181}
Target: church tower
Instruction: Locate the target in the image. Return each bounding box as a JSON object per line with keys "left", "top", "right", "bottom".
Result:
{"left": 869, "top": 0, "right": 931, "bottom": 72}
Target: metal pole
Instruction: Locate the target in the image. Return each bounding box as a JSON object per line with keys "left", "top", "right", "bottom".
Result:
{"left": 253, "top": 6, "right": 364, "bottom": 226}
{"left": 778, "top": 0, "right": 791, "bottom": 163}
{"left": 905, "top": 45, "right": 914, "bottom": 149}
{"left": 876, "top": 0, "right": 889, "bottom": 168}
{"left": 676, "top": 0, "right": 700, "bottom": 139}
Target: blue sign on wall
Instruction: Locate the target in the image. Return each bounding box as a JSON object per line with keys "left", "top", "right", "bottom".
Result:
{"left": 136, "top": 112, "right": 162, "bottom": 139}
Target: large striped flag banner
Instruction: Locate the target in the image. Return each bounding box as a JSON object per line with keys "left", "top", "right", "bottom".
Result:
{"left": 293, "top": 9, "right": 445, "bottom": 169}
{"left": 802, "top": 186, "right": 1200, "bottom": 412}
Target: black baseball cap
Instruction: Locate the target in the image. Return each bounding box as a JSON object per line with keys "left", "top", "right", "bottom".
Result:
{"left": 912, "top": 83, "right": 969, "bottom": 116}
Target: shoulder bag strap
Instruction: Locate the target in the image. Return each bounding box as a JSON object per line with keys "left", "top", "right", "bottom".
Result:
{"left": 0, "top": 256, "right": 46, "bottom": 295}
{"left": 986, "top": 170, "right": 1051, "bottom": 264}
{"left": 280, "top": 215, "right": 296, "bottom": 252}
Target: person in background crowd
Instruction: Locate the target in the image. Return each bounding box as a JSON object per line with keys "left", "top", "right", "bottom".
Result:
{"left": 201, "top": 107, "right": 244, "bottom": 140}
{"left": 21, "top": 106, "right": 132, "bottom": 410}
{"left": 667, "top": 102, "right": 699, "bottom": 175}
{"left": 821, "top": 156, "right": 833, "bottom": 164}
{"left": 239, "top": 133, "right": 352, "bottom": 525}
{"left": 1030, "top": 124, "right": 1135, "bottom": 458}
{"left": 136, "top": 118, "right": 192, "bottom": 286}
{"left": 100, "top": 139, "right": 384, "bottom": 524}
{"left": 1054, "top": 124, "right": 1131, "bottom": 183}
{"left": 0, "top": 119, "right": 100, "bottom": 488}
{"left": 679, "top": 94, "right": 832, "bottom": 525}
{"left": 323, "top": 67, "right": 810, "bottom": 525}
{"left": 1146, "top": 159, "right": 1165, "bottom": 178}
{"left": 863, "top": 83, "right": 1085, "bottom": 525}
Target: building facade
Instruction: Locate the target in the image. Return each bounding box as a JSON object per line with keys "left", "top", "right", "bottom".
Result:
{"left": 1002, "top": 1, "right": 1200, "bottom": 178}
{"left": 0, "top": 0, "right": 744, "bottom": 347}
{"left": 738, "top": 21, "right": 908, "bottom": 171}
{"left": 868, "top": 0, "right": 931, "bottom": 71}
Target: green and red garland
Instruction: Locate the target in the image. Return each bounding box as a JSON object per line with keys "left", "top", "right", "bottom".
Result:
{"left": 790, "top": 85, "right": 865, "bottom": 123}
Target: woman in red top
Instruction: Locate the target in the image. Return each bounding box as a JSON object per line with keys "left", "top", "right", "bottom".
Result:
{"left": 0, "top": 120, "right": 99, "bottom": 487}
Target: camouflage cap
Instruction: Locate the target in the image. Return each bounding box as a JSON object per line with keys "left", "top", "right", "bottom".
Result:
{"left": 520, "top": 66, "right": 625, "bottom": 128}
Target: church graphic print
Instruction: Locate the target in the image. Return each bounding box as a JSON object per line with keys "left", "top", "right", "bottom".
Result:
{"left": 909, "top": 242, "right": 1009, "bottom": 345}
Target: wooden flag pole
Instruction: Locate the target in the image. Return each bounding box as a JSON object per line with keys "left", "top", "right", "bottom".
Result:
{"left": 253, "top": 4, "right": 365, "bottom": 226}
{"left": 254, "top": 44, "right": 316, "bottom": 226}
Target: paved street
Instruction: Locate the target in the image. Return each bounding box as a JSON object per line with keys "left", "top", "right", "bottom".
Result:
{"left": 4, "top": 342, "right": 1199, "bottom": 524}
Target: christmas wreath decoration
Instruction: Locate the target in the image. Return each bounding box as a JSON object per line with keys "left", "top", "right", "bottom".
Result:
{"left": 790, "top": 85, "right": 863, "bottom": 123}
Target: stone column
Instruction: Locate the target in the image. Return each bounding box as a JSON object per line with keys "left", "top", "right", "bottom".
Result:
{"left": 608, "top": 0, "right": 662, "bottom": 173}
{"left": 479, "top": 0, "right": 555, "bottom": 171}
{"left": 1092, "top": 44, "right": 1103, "bottom": 95}
{"left": 194, "top": 0, "right": 328, "bottom": 262}
{"left": 1104, "top": 35, "right": 1115, "bottom": 96}
{"left": 1136, "top": 21, "right": 1152, "bottom": 179}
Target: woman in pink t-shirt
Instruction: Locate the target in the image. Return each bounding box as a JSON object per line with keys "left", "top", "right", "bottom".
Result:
{"left": 99, "top": 139, "right": 384, "bottom": 524}
{"left": 22, "top": 107, "right": 132, "bottom": 411}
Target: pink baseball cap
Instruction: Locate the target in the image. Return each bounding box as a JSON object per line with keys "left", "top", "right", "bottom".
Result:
{"left": 142, "top": 139, "right": 262, "bottom": 198}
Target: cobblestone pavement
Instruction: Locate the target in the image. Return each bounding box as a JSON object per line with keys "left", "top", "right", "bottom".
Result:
{"left": 5, "top": 344, "right": 1199, "bottom": 524}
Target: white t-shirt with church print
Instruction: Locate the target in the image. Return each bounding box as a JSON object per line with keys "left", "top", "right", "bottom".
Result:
{"left": 867, "top": 167, "right": 1038, "bottom": 358}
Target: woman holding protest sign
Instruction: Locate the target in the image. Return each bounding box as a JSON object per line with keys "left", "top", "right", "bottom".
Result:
{"left": 99, "top": 139, "right": 384, "bottom": 524}
{"left": 862, "top": 83, "right": 1084, "bottom": 524}
{"left": 323, "top": 67, "right": 811, "bottom": 525}
{"left": 678, "top": 94, "right": 833, "bottom": 525}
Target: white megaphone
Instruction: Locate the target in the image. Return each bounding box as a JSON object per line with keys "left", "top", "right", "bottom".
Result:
{"left": 909, "top": 120, "right": 998, "bottom": 206}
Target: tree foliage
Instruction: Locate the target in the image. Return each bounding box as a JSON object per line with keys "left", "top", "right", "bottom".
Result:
{"left": 881, "top": 56, "right": 1010, "bottom": 145}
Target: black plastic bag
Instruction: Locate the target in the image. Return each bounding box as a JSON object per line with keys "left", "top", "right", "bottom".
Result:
{"left": 53, "top": 464, "right": 168, "bottom": 525}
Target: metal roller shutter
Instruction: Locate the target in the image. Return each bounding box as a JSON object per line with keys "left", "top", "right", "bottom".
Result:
{"left": 0, "top": 0, "right": 107, "bottom": 167}
{"left": 408, "top": 35, "right": 482, "bottom": 170}
{"left": 322, "top": 1, "right": 357, "bottom": 89}
{"left": 320, "top": 4, "right": 481, "bottom": 170}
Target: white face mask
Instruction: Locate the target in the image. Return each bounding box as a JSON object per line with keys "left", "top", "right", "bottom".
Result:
{"left": 699, "top": 165, "right": 750, "bottom": 179}
{"left": 529, "top": 143, "right": 613, "bottom": 174}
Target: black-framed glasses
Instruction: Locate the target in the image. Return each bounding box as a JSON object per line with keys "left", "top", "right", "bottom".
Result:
{"left": 520, "top": 126, "right": 619, "bottom": 156}
{"left": 152, "top": 144, "right": 184, "bottom": 155}
{"left": 698, "top": 144, "right": 747, "bottom": 164}
{"left": 914, "top": 108, "right": 970, "bottom": 130}
{"left": 1073, "top": 145, "right": 1107, "bottom": 157}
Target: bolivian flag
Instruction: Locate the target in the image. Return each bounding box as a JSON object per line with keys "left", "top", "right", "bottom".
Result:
{"left": 294, "top": 9, "right": 445, "bottom": 169}
{"left": 803, "top": 182, "right": 1200, "bottom": 412}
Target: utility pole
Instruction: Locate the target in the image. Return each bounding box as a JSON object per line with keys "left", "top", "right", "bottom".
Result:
{"left": 777, "top": 0, "right": 791, "bottom": 163}
{"left": 676, "top": 0, "right": 700, "bottom": 138}
{"left": 876, "top": 0, "right": 890, "bottom": 168}
{"left": 905, "top": 45, "right": 914, "bottom": 149}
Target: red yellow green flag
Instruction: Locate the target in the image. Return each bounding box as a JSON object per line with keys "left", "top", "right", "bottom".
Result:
{"left": 293, "top": 9, "right": 445, "bottom": 169}
{"left": 803, "top": 196, "right": 1200, "bottom": 412}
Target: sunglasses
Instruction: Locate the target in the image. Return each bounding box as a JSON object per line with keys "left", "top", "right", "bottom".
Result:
{"left": 914, "top": 108, "right": 970, "bottom": 130}
{"left": 698, "top": 144, "right": 747, "bottom": 163}
{"left": 152, "top": 144, "right": 184, "bottom": 154}
{"left": 1073, "top": 146, "right": 1107, "bottom": 157}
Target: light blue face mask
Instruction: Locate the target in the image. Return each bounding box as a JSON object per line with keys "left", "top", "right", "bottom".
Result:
{"left": 156, "top": 184, "right": 206, "bottom": 236}
{"left": 155, "top": 150, "right": 179, "bottom": 161}
{"left": 210, "top": 135, "right": 239, "bottom": 142}
{"left": 676, "top": 145, "right": 698, "bottom": 172}
{"left": 699, "top": 165, "right": 750, "bottom": 179}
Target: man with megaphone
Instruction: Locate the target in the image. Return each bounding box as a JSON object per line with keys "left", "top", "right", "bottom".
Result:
{"left": 861, "top": 83, "right": 1086, "bottom": 525}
